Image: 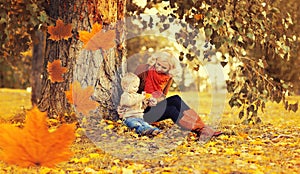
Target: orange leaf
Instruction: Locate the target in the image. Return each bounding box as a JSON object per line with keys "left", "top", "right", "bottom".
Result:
{"left": 194, "top": 14, "right": 204, "bottom": 21}
{"left": 66, "top": 81, "right": 99, "bottom": 115}
{"left": 0, "top": 106, "right": 76, "bottom": 168}
{"left": 47, "top": 19, "right": 73, "bottom": 41}
{"left": 84, "top": 29, "right": 116, "bottom": 51}
{"left": 65, "top": 83, "right": 74, "bottom": 104}
{"left": 47, "top": 59, "right": 68, "bottom": 83}
{"left": 78, "top": 23, "right": 103, "bottom": 46}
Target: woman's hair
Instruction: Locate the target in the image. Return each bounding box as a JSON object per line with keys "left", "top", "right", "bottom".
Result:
{"left": 121, "top": 72, "right": 140, "bottom": 91}
{"left": 147, "top": 49, "right": 182, "bottom": 82}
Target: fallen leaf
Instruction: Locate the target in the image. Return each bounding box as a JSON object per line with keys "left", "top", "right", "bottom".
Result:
{"left": 122, "top": 168, "right": 133, "bottom": 174}
{"left": 89, "top": 153, "right": 100, "bottom": 158}
{"left": 0, "top": 106, "right": 76, "bottom": 167}
{"left": 65, "top": 81, "right": 99, "bottom": 115}
{"left": 47, "top": 59, "right": 67, "bottom": 83}
{"left": 104, "top": 124, "right": 115, "bottom": 130}
{"left": 83, "top": 167, "right": 97, "bottom": 173}
{"left": 47, "top": 19, "right": 73, "bottom": 41}
{"left": 194, "top": 14, "right": 204, "bottom": 20}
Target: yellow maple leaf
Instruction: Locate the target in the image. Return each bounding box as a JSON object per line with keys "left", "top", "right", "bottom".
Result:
{"left": 78, "top": 23, "right": 103, "bottom": 47}
{"left": 65, "top": 81, "right": 99, "bottom": 115}
{"left": 47, "top": 59, "right": 68, "bottom": 83}
{"left": 47, "top": 19, "right": 73, "bottom": 41}
{"left": 0, "top": 106, "right": 76, "bottom": 167}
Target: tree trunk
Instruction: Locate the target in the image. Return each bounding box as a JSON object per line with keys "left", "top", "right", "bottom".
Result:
{"left": 37, "top": 0, "right": 126, "bottom": 119}
{"left": 31, "top": 30, "right": 46, "bottom": 105}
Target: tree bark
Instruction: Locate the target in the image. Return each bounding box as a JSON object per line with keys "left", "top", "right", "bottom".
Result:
{"left": 74, "top": 0, "right": 127, "bottom": 120}
{"left": 37, "top": 0, "right": 126, "bottom": 119}
{"left": 31, "top": 30, "right": 46, "bottom": 105}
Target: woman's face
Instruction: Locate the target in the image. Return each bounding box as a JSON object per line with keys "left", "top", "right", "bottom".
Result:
{"left": 155, "top": 59, "right": 170, "bottom": 74}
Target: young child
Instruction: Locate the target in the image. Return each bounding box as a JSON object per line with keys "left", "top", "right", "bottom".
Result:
{"left": 117, "top": 72, "right": 161, "bottom": 136}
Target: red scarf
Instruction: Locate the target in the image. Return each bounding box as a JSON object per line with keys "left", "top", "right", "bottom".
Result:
{"left": 144, "top": 66, "right": 171, "bottom": 97}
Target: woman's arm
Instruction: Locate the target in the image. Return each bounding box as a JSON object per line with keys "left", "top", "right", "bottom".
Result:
{"left": 162, "top": 78, "right": 173, "bottom": 96}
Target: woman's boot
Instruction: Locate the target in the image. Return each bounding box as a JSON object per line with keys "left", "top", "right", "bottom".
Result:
{"left": 178, "top": 109, "right": 222, "bottom": 141}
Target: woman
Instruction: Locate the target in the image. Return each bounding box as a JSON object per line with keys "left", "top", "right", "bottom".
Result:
{"left": 134, "top": 50, "right": 222, "bottom": 141}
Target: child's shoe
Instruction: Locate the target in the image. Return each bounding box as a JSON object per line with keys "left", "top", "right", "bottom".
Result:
{"left": 142, "top": 127, "right": 161, "bottom": 136}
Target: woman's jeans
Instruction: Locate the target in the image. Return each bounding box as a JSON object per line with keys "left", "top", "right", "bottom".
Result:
{"left": 123, "top": 117, "right": 158, "bottom": 134}
{"left": 143, "top": 95, "right": 190, "bottom": 124}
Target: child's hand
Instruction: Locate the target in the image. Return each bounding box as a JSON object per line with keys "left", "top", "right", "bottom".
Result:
{"left": 138, "top": 93, "right": 146, "bottom": 101}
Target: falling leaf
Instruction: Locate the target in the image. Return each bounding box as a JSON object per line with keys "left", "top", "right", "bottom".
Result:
{"left": 65, "top": 83, "right": 74, "bottom": 104}
{"left": 47, "top": 19, "right": 73, "bottom": 41}
{"left": 0, "top": 106, "right": 76, "bottom": 167}
{"left": 79, "top": 23, "right": 103, "bottom": 46}
{"left": 78, "top": 23, "right": 115, "bottom": 51}
{"left": 65, "top": 81, "right": 99, "bottom": 115}
{"left": 47, "top": 59, "right": 68, "bottom": 83}
{"left": 84, "top": 29, "right": 116, "bottom": 51}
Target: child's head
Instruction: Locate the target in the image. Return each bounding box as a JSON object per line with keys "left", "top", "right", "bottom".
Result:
{"left": 121, "top": 72, "right": 140, "bottom": 93}
{"left": 147, "top": 49, "right": 182, "bottom": 82}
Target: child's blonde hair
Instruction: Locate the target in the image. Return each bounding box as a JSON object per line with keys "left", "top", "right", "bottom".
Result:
{"left": 121, "top": 72, "right": 140, "bottom": 91}
{"left": 147, "top": 49, "right": 182, "bottom": 82}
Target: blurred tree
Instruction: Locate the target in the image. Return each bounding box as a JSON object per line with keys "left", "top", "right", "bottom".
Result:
{"left": 0, "top": 0, "right": 46, "bottom": 89}
{"left": 270, "top": 0, "right": 300, "bottom": 94}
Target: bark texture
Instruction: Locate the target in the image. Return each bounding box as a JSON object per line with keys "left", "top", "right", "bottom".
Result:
{"left": 37, "top": 0, "right": 126, "bottom": 119}
{"left": 31, "top": 30, "right": 46, "bottom": 105}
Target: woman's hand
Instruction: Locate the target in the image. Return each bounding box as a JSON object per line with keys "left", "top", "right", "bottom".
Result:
{"left": 151, "top": 91, "right": 166, "bottom": 103}
{"left": 147, "top": 97, "right": 157, "bottom": 107}
{"left": 143, "top": 97, "right": 157, "bottom": 107}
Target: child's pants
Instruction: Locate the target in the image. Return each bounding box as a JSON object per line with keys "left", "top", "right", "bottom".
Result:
{"left": 123, "top": 117, "right": 159, "bottom": 135}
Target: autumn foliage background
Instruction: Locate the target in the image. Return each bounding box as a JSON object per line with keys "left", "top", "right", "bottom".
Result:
{"left": 0, "top": 0, "right": 300, "bottom": 173}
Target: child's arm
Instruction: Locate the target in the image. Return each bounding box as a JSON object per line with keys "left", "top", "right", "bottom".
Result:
{"left": 120, "top": 93, "right": 144, "bottom": 106}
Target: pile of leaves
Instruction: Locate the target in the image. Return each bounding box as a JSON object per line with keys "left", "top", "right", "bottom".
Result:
{"left": 1, "top": 114, "right": 299, "bottom": 173}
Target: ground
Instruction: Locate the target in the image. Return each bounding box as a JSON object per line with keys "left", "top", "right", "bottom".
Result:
{"left": 0, "top": 88, "right": 299, "bottom": 173}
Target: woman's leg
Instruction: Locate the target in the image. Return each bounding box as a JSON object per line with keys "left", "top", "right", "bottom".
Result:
{"left": 143, "top": 95, "right": 190, "bottom": 123}
{"left": 143, "top": 95, "right": 222, "bottom": 140}
{"left": 166, "top": 95, "right": 190, "bottom": 112}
